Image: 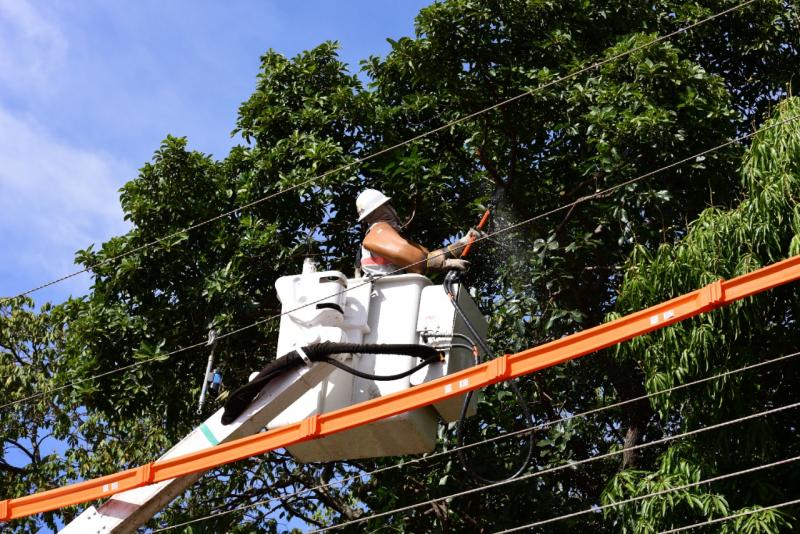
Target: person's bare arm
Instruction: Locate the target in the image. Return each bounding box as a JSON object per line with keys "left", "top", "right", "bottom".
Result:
{"left": 363, "top": 222, "right": 428, "bottom": 274}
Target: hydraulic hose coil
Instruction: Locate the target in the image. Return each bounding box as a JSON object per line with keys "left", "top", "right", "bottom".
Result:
{"left": 222, "top": 342, "right": 440, "bottom": 425}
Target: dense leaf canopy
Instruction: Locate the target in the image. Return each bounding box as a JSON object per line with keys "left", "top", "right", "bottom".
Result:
{"left": 1, "top": 1, "right": 799, "bottom": 532}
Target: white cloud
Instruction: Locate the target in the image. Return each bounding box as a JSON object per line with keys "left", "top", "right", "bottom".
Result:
{"left": 0, "top": 0, "right": 67, "bottom": 94}
{"left": 0, "top": 106, "right": 131, "bottom": 299}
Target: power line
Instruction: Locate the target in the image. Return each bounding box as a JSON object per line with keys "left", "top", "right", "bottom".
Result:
{"left": 0, "top": 0, "right": 758, "bottom": 303}
{"left": 150, "top": 349, "right": 800, "bottom": 532}
{"left": 0, "top": 339, "right": 209, "bottom": 412}
{"left": 308, "top": 401, "right": 800, "bottom": 532}
{"left": 2, "top": 0, "right": 787, "bottom": 528}
{"left": 495, "top": 111, "right": 800, "bottom": 240}
{"left": 657, "top": 497, "right": 800, "bottom": 533}
{"left": 4, "top": 110, "right": 796, "bottom": 414}
{"left": 0, "top": 0, "right": 777, "bottom": 412}
{"left": 496, "top": 455, "right": 800, "bottom": 532}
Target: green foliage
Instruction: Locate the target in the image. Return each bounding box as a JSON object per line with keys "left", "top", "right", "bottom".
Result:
{"left": 0, "top": 297, "right": 175, "bottom": 532}
{"left": 2, "top": 1, "right": 800, "bottom": 532}
{"left": 603, "top": 98, "right": 800, "bottom": 533}
{"left": 1, "top": 297, "right": 72, "bottom": 534}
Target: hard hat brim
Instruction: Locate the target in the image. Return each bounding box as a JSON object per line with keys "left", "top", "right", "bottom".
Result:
{"left": 357, "top": 196, "right": 391, "bottom": 221}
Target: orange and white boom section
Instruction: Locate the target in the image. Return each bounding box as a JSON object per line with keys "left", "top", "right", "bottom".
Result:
{"left": 3, "top": 254, "right": 800, "bottom": 527}
{"left": 60, "top": 356, "right": 339, "bottom": 534}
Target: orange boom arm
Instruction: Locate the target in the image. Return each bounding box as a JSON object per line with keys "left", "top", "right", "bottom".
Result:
{"left": 4, "top": 254, "right": 800, "bottom": 522}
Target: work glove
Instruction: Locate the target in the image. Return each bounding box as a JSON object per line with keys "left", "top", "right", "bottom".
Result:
{"left": 426, "top": 250, "right": 470, "bottom": 272}
{"left": 444, "top": 228, "right": 485, "bottom": 258}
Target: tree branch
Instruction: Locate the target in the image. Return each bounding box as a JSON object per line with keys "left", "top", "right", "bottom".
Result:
{"left": 280, "top": 496, "right": 325, "bottom": 528}
{"left": 4, "top": 439, "right": 36, "bottom": 464}
{"left": 0, "top": 460, "right": 26, "bottom": 475}
{"left": 476, "top": 144, "right": 505, "bottom": 188}
{"left": 604, "top": 355, "right": 655, "bottom": 469}
{"left": 2, "top": 345, "right": 28, "bottom": 366}
{"left": 553, "top": 203, "right": 577, "bottom": 239}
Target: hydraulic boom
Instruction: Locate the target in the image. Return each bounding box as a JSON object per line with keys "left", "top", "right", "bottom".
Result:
{"left": 3, "top": 254, "right": 800, "bottom": 527}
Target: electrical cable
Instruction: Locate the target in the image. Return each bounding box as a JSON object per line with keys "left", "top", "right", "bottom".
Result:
{"left": 444, "top": 271, "right": 535, "bottom": 483}
{"left": 149, "top": 349, "right": 800, "bottom": 532}
{"left": 324, "top": 355, "right": 441, "bottom": 382}
{"left": 441, "top": 342, "right": 478, "bottom": 353}
{"left": 422, "top": 331, "right": 479, "bottom": 350}
{"left": 495, "top": 455, "right": 800, "bottom": 533}
{"left": 0, "top": 338, "right": 211, "bottom": 412}
{"left": 657, "top": 497, "right": 800, "bottom": 534}
{"left": 221, "top": 342, "right": 440, "bottom": 424}
{"left": 3, "top": 111, "right": 799, "bottom": 414}
{"left": 308, "top": 400, "right": 800, "bottom": 532}
{"left": 0, "top": 0, "right": 758, "bottom": 304}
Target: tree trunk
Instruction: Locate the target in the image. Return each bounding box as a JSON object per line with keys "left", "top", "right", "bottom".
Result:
{"left": 605, "top": 356, "right": 654, "bottom": 469}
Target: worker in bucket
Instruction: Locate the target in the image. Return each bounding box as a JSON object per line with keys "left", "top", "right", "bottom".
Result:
{"left": 356, "top": 188, "right": 474, "bottom": 276}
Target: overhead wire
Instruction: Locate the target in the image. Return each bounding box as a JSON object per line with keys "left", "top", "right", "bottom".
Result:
{"left": 0, "top": 0, "right": 759, "bottom": 304}
{"left": 0, "top": 0, "right": 775, "bottom": 413}
{"left": 657, "top": 497, "right": 800, "bottom": 533}
{"left": 307, "top": 400, "right": 800, "bottom": 532}
{"left": 496, "top": 455, "right": 800, "bottom": 533}
{"left": 2, "top": 106, "right": 797, "bottom": 415}
{"left": 3, "top": 110, "right": 799, "bottom": 414}
{"left": 3, "top": 109, "right": 799, "bottom": 414}
{"left": 3, "top": 0, "right": 792, "bottom": 529}
{"left": 150, "top": 349, "right": 800, "bottom": 532}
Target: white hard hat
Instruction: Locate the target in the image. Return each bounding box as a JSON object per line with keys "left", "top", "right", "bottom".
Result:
{"left": 356, "top": 188, "right": 391, "bottom": 221}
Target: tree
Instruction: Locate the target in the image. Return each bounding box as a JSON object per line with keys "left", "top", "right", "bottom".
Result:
{"left": 2, "top": 0, "right": 799, "bottom": 532}
{"left": 601, "top": 96, "right": 800, "bottom": 533}
{"left": 0, "top": 297, "right": 174, "bottom": 533}
{"left": 1, "top": 297, "right": 72, "bottom": 534}
{"left": 351, "top": 1, "right": 797, "bottom": 530}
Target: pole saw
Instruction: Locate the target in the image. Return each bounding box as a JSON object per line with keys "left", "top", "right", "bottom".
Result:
{"left": 443, "top": 184, "right": 535, "bottom": 483}
{"left": 459, "top": 184, "right": 505, "bottom": 258}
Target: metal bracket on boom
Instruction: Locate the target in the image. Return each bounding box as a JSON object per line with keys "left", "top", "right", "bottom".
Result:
{"left": 196, "top": 329, "right": 218, "bottom": 414}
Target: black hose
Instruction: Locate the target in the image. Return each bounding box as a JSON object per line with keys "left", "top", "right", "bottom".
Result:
{"left": 301, "top": 342, "right": 438, "bottom": 361}
{"left": 326, "top": 353, "right": 441, "bottom": 381}
{"left": 441, "top": 343, "right": 478, "bottom": 353}
{"left": 221, "top": 342, "right": 440, "bottom": 425}
{"left": 221, "top": 351, "right": 305, "bottom": 425}
{"left": 445, "top": 270, "right": 535, "bottom": 483}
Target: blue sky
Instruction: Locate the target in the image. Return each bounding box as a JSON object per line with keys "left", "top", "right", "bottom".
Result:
{"left": 0, "top": 0, "right": 431, "bottom": 305}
